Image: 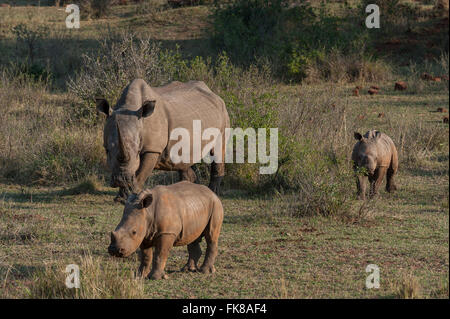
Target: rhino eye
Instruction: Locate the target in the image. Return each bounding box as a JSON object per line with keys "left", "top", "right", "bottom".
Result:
{"left": 132, "top": 230, "right": 137, "bottom": 236}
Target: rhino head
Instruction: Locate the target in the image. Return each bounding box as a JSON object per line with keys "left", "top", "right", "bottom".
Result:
{"left": 353, "top": 131, "right": 379, "bottom": 175}
{"left": 96, "top": 98, "right": 156, "bottom": 196}
{"left": 108, "top": 191, "right": 153, "bottom": 258}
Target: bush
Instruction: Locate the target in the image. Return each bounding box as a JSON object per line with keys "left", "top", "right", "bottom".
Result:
{"left": 12, "top": 23, "right": 49, "bottom": 65}
{"left": 68, "top": 32, "right": 166, "bottom": 122}
{"left": 0, "top": 68, "right": 105, "bottom": 185}
{"left": 212, "top": 0, "right": 373, "bottom": 82}
{"left": 76, "top": 0, "right": 113, "bottom": 19}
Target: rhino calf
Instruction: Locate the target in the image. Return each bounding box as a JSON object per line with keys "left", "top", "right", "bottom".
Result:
{"left": 108, "top": 181, "right": 224, "bottom": 280}
{"left": 352, "top": 130, "right": 398, "bottom": 200}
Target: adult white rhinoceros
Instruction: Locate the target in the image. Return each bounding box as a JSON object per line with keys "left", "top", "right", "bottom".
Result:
{"left": 96, "top": 79, "right": 230, "bottom": 203}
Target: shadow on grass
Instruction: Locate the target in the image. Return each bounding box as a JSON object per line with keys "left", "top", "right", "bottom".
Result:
{"left": 408, "top": 166, "right": 449, "bottom": 177}
{"left": 0, "top": 188, "right": 117, "bottom": 204}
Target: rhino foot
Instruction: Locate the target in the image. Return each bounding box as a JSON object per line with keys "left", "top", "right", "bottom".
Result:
{"left": 149, "top": 271, "right": 169, "bottom": 280}
{"left": 199, "top": 265, "right": 216, "bottom": 274}
{"left": 386, "top": 184, "right": 397, "bottom": 192}
{"left": 137, "top": 267, "right": 151, "bottom": 279}
{"left": 181, "top": 264, "right": 199, "bottom": 273}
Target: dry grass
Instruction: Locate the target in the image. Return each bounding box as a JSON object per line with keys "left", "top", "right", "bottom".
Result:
{"left": 392, "top": 272, "right": 422, "bottom": 299}
{"left": 28, "top": 251, "right": 145, "bottom": 299}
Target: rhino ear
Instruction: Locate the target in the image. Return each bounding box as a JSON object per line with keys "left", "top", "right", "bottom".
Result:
{"left": 354, "top": 132, "right": 363, "bottom": 141}
{"left": 374, "top": 131, "right": 381, "bottom": 139}
{"left": 96, "top": 98, "right": 111, "bottom": 116}
{"left": 140, "top": 100, "right": 156, "bottom": 118}
{"left": 141, "top": 193, "right": 153, "bottom": 209}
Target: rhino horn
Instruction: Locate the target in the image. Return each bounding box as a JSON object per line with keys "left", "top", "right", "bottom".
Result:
{"left": 117, "top": 124, "right": 129, "bottom": 163}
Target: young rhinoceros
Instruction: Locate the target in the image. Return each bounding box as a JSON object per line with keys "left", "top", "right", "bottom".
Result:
{"left": 352, "top": 130, "right": 398, "bottom": 200}
{"left": 108, "top": 181, "right": 224, "bottom": 280}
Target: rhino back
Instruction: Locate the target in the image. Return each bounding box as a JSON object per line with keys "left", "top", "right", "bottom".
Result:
{"left": 150, "top": 182, "right": 219, "bottom": 246}
{"left": 365, "top": 130, "right": 395, "bottom": 167}
{"left": 152, "top": 81, "right": 229, "bottom": 165}
{"left": 157, "top": 81, "right": 228, "bottom": 129}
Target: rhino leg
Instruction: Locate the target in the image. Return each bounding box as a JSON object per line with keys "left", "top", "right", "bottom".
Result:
{"left": 386, "top": 167, "right": 397, "bottom": 192}
{"left": 386, "top": 153, "right": 398, "bottom": 193}
{"left": 208, "top": 161, "right": 224, "bottom": 195}
{"left": 369, "top": 167, "right": 387, "bottom": 198}
{"left": 356, "top": 175, "right": 367, "bottom": 200}
{"left": 199, "top": 203, "right": 223, "bottom": 274}
{"left": 138, "top": 246, "right": 153, "bottom": 278}
{"left": 181, "top": 238, "right": 202, "bottom": 272}
{"left": 135, "top": 152, "right": 159, "bottom": 193}
{"left": 149, "top": 234, "right": 175, "bottom": 280}
{"left": 179, "top": 167, "right": 198, "bottom": 183}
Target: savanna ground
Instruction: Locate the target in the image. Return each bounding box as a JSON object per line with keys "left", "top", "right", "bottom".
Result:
{"left": 0, "top": 0, "right": 448, "bottom": 298}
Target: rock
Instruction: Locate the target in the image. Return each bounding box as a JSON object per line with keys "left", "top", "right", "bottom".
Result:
{"left": 0, "top": 4, "right": 11, "bottom": 7}
{"left": 441, "top": 75, "right": 449, "bottom": 81}
{"left": 437, "top": 107, "right": 447, "bottom": 113}
{"left": 368, "top": 88, "right": 379, "bottom": 95}
{"left": 353, "top": 88, "right": 359, "bottom": 96}
{"left": 358, "top": 115, "right": 365, "bottom": 120}
{"left": 378, "top": 112, "right": 385, "bottom": 118}
{"left": 432, "top": 77, "right": 442, "bottom": 82}
{"left": 394, "top": 81, "right": 407, "bottom": 90}
{"left": 370, "top": 85, "right": 380, "bottom": 90}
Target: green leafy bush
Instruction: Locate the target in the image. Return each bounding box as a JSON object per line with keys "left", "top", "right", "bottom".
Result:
{"left": 212, "top": 0, "right": 382, "bottom": 82}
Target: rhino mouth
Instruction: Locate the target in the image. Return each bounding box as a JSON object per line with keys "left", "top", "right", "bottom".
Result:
{"left": 108, "top": 244, "right": 130, "bottom": 258}
{"left": 111, "top": 173, "right": 136, "bottom": 192}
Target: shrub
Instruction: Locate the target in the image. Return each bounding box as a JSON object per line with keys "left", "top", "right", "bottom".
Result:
{"left": 68, "top": 32, "right": 166, "bottom": 122}
{"left": 212, "top": 0, "right": 286, "bottom": 66}
{"left": 76, "top": 0, "right": 114, "bottom": 19}
{"left": 0, "top": 68, "right": 105, "bottom": 185}
{"left": 212, "top": 0, "right": 372, "bottom": 82}
{"left": 12, "top": 23, "right": 49, "bottom": 65}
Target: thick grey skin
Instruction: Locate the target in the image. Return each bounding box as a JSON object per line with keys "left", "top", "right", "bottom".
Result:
{"left": 352, "top": 130, "right": 399, "bottom": 200}
{"left": 108, "top": 181, "right": 224, "bottom": 280}
{"left": 96, "top": 79, "right": 230, "bottom": 202}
